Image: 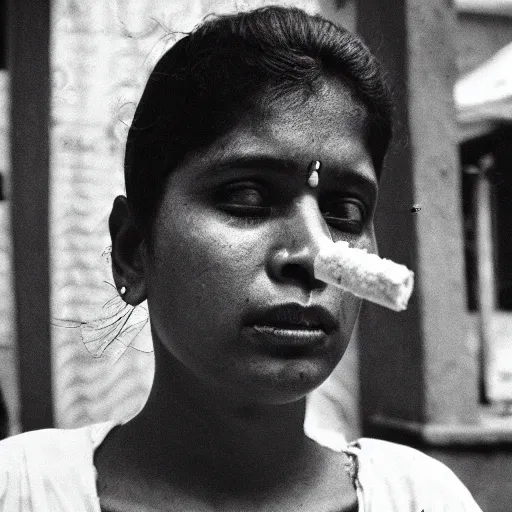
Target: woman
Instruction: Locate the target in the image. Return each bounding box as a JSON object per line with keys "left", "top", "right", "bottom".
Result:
{"left": 0, "top": 6, "right": 481, "bottom": 511}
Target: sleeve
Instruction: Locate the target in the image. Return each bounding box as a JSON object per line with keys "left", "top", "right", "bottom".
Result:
{"left": 349, "top": 438, "right": 483, "bottom": 511}
{"left": 0, "top": 426, "right": 103, "bottom": 512}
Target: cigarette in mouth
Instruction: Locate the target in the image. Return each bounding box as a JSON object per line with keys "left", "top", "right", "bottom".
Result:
{"left": 313, "top": 241, "right": 414, "bottom": 312}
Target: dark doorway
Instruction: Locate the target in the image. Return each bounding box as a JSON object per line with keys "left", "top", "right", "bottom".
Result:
{"left": 461, "top": 124, "right": 512, "bottom": 311}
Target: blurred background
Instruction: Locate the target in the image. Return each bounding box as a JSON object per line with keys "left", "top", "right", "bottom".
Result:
{"left": 1, "top": 0, "right": 512, "bottom": 510}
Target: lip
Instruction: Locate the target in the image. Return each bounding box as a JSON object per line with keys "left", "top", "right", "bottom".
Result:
{"left": 244, "top": 303, "right": 338, "bottom": 341}
{"left": 250, "top": 325, "right": 327, "bottom": 359}
{"left": 253, "top": 324, "right": 326, "bottom": 342}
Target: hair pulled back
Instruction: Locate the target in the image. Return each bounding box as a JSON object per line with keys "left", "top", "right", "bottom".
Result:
{"left": 125, "top": 6, "right": 393, "bottom": 236}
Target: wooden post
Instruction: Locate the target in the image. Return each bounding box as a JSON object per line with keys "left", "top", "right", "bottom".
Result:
{"left": 8, "top": 0, "right": 54, "bottom": 430}
{"left": 357, "top": 0, "right": 478, "bottom": 442}
{"left": 474, "top": 161, "right": 496, "bottom": 394}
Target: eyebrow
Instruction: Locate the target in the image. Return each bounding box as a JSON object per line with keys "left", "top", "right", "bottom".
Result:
{"left": 202, "top": 155, "right": 299, "bottom": 175}
{"left": 328, "top": 169, "right": 378, "bottom": 198}
{"left": 198, "top": 153, "right": 378, "bottom": 195}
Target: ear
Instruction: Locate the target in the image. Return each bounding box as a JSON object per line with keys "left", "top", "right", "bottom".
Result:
{"left": 109, "top": 195, "right": 147, "bottom": 306}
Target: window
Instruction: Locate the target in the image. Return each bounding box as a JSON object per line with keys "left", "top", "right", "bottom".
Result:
{"left": 461, "top": 125, "right": 512, "bottom": 311}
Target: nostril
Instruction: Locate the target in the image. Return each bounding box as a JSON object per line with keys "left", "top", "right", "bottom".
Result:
{"left": 281, "top": 263, "right": 326, "bottom": 290}
{"left": 281, "top": 264, "right": 306, "bottom": 282}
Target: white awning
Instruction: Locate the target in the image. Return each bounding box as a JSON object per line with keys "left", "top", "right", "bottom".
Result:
{"left": 455, "top": 42, "right": 512, "bottom": 140}
{"left": 455, "top": 0, "right": 512, "bottom": 17}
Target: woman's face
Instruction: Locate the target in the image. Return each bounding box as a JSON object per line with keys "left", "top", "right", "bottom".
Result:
{"left": 143, "top": 79, "right": 378, "bottom": 404}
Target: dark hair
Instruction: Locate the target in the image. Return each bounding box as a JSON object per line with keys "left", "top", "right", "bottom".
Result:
{"left": 125, "top": 6, "right": 393, "bottom": 236}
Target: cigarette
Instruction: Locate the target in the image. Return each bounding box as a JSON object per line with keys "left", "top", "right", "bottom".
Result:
{"left": 313, "top": 241, "right": 414, "bottom": 311}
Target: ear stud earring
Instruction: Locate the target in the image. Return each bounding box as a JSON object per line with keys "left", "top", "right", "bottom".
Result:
{"left": 119, "top": 286, "right": 127, "bottom": 295}
{"left": 307, "top": 160, "right": 321, "bottom": 188}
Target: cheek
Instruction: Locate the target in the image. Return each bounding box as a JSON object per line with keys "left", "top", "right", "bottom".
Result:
{"left": 330, "top": 224, "right": 376, "bottom": 251}
{"left": 339, "top": 293, "right": 362, "bottom": 339}
{"left": 146, "top": 206, "right": 266, "bottom": 336}
{"left": 365, "top": 224, "right": 378, "bottom": 255}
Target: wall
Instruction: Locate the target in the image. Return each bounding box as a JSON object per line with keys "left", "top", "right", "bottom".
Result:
{"left": 456, "top": 12, "right": 512, "bottom": 75}
{"left": 0, "top": 70, "right": 19, "bottom": 435}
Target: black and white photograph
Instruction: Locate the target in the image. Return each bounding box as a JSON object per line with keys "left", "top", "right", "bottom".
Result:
{"left": 0, "top": 0, "right": 511, "bottom": 510}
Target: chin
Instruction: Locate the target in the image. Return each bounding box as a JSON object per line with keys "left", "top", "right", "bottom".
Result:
{"left": 236, "top": 357, "right": 337, "bottom": 405}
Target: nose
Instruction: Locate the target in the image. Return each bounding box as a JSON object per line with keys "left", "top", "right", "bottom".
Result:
{"left": 268, "top": 195, "right": 333, "bottom": 291}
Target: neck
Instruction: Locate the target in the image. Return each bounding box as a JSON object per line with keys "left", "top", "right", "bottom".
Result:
{"left": 121, "top": 344, "right": 313, "bottom": 492}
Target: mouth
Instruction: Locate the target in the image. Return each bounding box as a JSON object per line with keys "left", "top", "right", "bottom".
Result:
{"left": 244, "top": 303, "right": 338, "bottom": 356}
{"left": 253, "top": 324, "right": 325, "bottom": 341}
{"left": 251, "top": 325, "right": 326, "bottom": 358}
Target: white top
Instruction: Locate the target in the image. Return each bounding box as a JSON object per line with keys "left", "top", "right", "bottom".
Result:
{"left": 0, "top": 422, "right": 482, "bottom": 511}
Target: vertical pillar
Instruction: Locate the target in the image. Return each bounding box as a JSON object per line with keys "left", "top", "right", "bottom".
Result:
{"left": 8, "top": 0, "right": 53, "bottom": 430}
{"left": 357, "top": 0, "right": 478, "bottom": 440}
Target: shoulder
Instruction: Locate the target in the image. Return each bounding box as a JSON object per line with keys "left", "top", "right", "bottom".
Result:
{"left": 349, "top": 437, "right": 452, "bottom": 474}
{"left": 0, "top": 421, "right": 113, "bottom": 470}
{"left": 347, "top": 438, "right": 482, "bottom": 511}
{"left": 0, "top": 422, "right": 114, "bottom": 511}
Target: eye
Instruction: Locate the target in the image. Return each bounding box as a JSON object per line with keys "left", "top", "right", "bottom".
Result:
{"left": 321, "top": 199, "right": 366, "bottom": 234}
{"left": 216, "top": 182, "right": 272, "bottom": 218}
{"left": 226, "top": 186, "right": 263, "bottom": 207}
